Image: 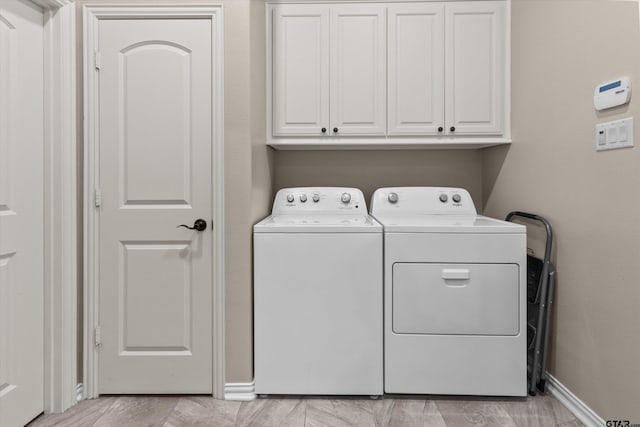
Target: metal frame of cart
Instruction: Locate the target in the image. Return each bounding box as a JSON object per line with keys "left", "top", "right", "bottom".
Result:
{"left": 506, "top": 211, "right": 556, "bottom": 396}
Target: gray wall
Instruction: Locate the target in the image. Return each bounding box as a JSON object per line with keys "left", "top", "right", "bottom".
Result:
{"left": 194, "top": 0, "right": 273, "bottom": 384}
{"left": 221, "top": 0, "right": 252, "bottom": 385}
{"left": 274, "top": 150, "right": 483, "bottom": 210}
{"left": 483, "top": 0, "right": 640, "bottom": 421}
{"left": 224, "top": 0, "right": 273, "bottom": 383}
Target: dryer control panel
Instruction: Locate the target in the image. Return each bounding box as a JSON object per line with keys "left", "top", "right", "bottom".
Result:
{"left": 370, "top": 187, "right": 477, "bottom": 215}
{"left": 272, "top": 187, "right": 367, "bottom": 214}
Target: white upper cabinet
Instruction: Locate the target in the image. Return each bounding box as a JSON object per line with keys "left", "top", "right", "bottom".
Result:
{"left": 268, "top": 1, "right": 510, "bottom": 149}
{"left": 445, "top": 2, "right": 505, "bottom": 135}
{"left": 389, "top": 1, "right": 505, "bottom": 137}
{"left": 330, "top": 5, "right": 386, "bottom": 135}
{"left": 272, "top": 4, "right": 386, "bottom": 137}
{"left": 388, "top": 3, "right": 445, "bottom": 135}
{"left": 272, "top": 5, "right": 330, "bottom": 136}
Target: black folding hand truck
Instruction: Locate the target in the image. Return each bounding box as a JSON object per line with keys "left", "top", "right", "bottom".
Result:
{"left": 506, "top": 211, "right": 556, "bottom": 396}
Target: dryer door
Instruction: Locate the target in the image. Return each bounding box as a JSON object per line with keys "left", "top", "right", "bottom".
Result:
{"left": 392, "top": 263, "right": 519, "bottom": 335}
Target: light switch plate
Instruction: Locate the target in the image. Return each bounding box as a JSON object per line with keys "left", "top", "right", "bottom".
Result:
{"left": 596, "top": 117, "right": 634, "bottom": 151}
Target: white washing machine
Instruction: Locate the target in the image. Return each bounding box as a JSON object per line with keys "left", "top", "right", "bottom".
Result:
{"left": 370, "top": 187, "right": 527, "bottom": 396}
{"left": 254, "top": 187, "right": 383, "bottom": 395}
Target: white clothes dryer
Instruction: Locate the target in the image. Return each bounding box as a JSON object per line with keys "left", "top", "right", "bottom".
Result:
{"left": 371, "top": 187, "right": 527, "bottom": 396}
{"left": 254, "top": 187, "right": 383, "bottom": 395}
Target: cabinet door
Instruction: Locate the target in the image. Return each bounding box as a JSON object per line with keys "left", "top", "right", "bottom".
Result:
{"left": 272, "top": 5, "right": 329, "bottom": 136}
{"left": 330, "top": 5, "right": 386, "bottom": 136}
{"left": 388, "top": 4, "right": 444, "bottom": 135}
{"left": 445, "top": 2, "right": 505, "bottom": 135}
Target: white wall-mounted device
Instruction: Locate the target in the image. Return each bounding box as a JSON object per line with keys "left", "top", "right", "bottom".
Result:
{"left": 594, "top": 77, "right": 631, "bottom": 111}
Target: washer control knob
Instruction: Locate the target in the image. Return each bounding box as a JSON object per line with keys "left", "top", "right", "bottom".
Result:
{"left": 452, "top": 194, "right": 461, "bottom": 203}
{"left": 286, "top": 194, "right": 295, "bottom": 203}
{"left": 439, "top": 194, "right": 448, "bottom": 203}
{"left": 312, "top": 193, "right": 320, "bottom": 203}
{"left": 341, "top": 192, "right": 351, "bottom": 204}
{"left": 388, "top": 192, "right": 399, "bottom": 204}
{"left": 300, "top": 194, "right": 307, "bottom": 203}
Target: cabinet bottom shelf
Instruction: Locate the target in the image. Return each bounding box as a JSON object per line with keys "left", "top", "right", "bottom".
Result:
{"left": 267, "top": 138, "right": 512, "bottom": 150}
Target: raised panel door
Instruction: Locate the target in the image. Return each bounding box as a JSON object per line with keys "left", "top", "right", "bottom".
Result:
{"left": 445, "top": 2, "right": 505, "bottom": 135}
{"left": 388, "top": 4, "right": 444, "bottom": 135}
{"left": 98, "top": 18, "right": 214, "bottom": 393}
{"left": 0, "top": 3, "right": 44, "bottom": 426}
{"left": 272, "top": 5, "right": 329, "bottom": 136}
{"left": 330, "top": 5, "right": 386, "bottom": 136}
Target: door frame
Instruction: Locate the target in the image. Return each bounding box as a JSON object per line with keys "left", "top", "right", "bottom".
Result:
{"left": 32, "top": 0, "right": 79, "bottom": 414}
{"left": 82, "top": 3, "right": 225, "bottom": 399}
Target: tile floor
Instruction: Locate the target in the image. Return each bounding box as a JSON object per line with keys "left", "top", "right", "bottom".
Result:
{"left": 27, "top": 394, "right": 584, "bottom": 426}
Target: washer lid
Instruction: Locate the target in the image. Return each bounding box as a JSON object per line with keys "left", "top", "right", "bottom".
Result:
{"left": 254, "top": 214, "right": 382, "bottom": 233}
{"left": 372, "top": 214, "right": 525, "bottom": 233}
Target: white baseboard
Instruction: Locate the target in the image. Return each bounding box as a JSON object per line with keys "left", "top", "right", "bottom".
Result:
{"left": 76, "top": 383, "right": 85, "bottom": 402}
{"left": 225, "top": 381, "right": 257, "bottom": 401}
{"left": 546, "top": 373, "right": 605, "bottom": 427}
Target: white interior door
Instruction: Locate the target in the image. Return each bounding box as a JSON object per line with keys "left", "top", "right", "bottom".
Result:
{"left": 0, "top": 1, "right": 45, "bottom": 425}
{"left": 97, "top": 18, "right": 214, "bottom": 393}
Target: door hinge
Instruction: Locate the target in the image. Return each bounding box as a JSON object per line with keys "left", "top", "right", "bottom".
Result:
{"left": 94, "top": 51, "right": 101, "bottom": 70}
{"left": 94, "top": 326, "right": 102, "bottom": 347}
{"left": 94, "top": 188, "right": 102, "bottom": 207}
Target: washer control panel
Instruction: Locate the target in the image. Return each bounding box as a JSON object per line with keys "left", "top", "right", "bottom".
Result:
{"left": 273, "top": 187, "right": 367, "bottom": 214}
{"left": 370, "top": 187, "right": 477, "bottom": 215}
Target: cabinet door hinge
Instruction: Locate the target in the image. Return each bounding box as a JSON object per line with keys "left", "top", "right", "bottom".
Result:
{"left": 94, "top": 326, "right": 102, "bottom": 347}
{"left": 94, "top": 188, "right": 102, "bottom": 207}
{"left": 94, "top": 51, "right": 101, "bottom": 70}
